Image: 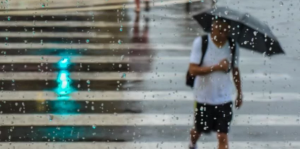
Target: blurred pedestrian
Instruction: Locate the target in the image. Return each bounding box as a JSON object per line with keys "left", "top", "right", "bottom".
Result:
{"left": 187, "top": 18, "right": 243, "bottom": 149}
{"left": 135, "top": 0, "right": 150, "bottom": 12}
{"left": 186, "top": 0, "right": 216, "bottom": 12}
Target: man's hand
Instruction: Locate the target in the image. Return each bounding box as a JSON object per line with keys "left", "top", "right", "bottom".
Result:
{"left": 235, "top": 94, "right": 243, "bottom": 109}
{"left": 215, "top": 59, "right": 230, "bottom": 72}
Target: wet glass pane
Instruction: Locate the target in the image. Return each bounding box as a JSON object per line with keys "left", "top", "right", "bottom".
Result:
{"left": 0, "top": 0, "right": 298, "bottom": 149}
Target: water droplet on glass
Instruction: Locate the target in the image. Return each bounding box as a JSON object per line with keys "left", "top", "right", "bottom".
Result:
{"left": 279, "top": 1, "right": 283, "bottom": 6}
{"left": 121, "top": 73, "right": 126, "bottom": 78}
{"left": 49, "top": 115, "right": 53, "bottom": 121}
{"left": 253, "top": 31, "right": 258, "bottom": 36}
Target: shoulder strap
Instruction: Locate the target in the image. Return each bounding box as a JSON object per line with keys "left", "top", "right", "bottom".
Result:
{"left": 228, "top": 37, "right": 236, "bottom": 71}
{"left": 199, "top": 35, "right": 208, "bottom": 66}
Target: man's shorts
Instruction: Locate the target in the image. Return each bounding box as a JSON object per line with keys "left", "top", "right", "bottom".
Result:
{"left": 193, "top": 101, "right": 233, "bottom": 134}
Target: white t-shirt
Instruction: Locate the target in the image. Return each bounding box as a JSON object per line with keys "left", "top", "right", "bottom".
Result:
{"left": 189, "top": 34, "right": 240, "bottom": 105}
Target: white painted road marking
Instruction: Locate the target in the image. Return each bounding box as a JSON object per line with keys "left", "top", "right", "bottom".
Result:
{"left": 0, "top": 91, "right": 297, "bottom": 102}
{"left": 0, "top": 72, "right": 291, "bottom": 80}
{"left": 0, "top": 142, "right": 300, "bottom": 149}
{"left": 0, "top": 55, "right": 271, "bottom": 63}
{"left": 0, "top": 0, "right": 203, "bottom": 15}
{"left": 0, "top": 114, "right": 299, "bottom": 126}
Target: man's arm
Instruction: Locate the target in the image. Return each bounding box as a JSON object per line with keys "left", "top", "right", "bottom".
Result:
{"left": 232, "top": 67, "right": 243, "bottom": 108}
{"left": 232, "top": 43, "right": 242, "bottom": 97}
{"left": 189, "top": 64, "right": 215, "bottom": 76}
{"left": 232, "top": 67, "right": 242, "bottom": 96}
{"left": 189, "top": 60, "right": 228, "bottom": 76}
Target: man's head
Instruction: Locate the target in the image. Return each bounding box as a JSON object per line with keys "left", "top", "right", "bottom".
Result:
{"left": 211, "top": 18, "right": 230, "bottom": 41}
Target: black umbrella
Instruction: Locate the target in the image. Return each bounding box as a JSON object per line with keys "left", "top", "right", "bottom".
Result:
{"left": 192, "top": 6, "right": 285, "bottom": 56}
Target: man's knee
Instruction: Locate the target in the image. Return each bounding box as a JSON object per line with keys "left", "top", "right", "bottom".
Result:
{"left": 217, "top": 133, "right": 228, "bottom": 142}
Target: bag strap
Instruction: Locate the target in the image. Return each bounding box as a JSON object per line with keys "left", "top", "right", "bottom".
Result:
{"left": 199, "top": 35, "right": 208, "bottom": 66}
{"left": 228, "top": 37, "right": 236, "bottom": 71}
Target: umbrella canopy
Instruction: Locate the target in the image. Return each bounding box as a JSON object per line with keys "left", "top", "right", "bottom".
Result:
{"left": 192, "top": 6, "right": 285, "bottom": 56}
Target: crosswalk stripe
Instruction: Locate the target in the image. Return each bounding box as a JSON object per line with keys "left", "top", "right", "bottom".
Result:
{"left": 0, "top": 72, "right": 291, "bottom": 80}
{"left": 0, "top": 114, "right": 299, "bottom": 126}
{"left": 0, "top": 32, "right": 190, "bottom": 38}
{"left": 0, "top": 43, "right": 283, "bottom": 57}
{"left": 0, "top": 91, "right": 297, "bottom": 102}
{"left": 6, "top": 0, "right": 134, "bottom": 9}
{"left": 0, "top": 56, "right": 271, "bottom": 63}
{"left": 0, "top": 43, "right": 190, "bottom": 50}
{"left": 0, "top": 32, "right": 115, "bottom": 38}
{"left": 0, "top": 142, "right": 299, "bottom": 149}
{"left": 0, "top": 0, "right": 203, "bottom": 15}
{"left": 0, "top": 21, "right": 171, "bottom": 27}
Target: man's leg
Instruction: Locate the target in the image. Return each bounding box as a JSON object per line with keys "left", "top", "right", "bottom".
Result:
{"left": 189, "top": 101, "right": 211, "bottom": 148}
{"left": 190, "top": 128, "right": 201, "bottom": 147}
{"left": 144, "top": 0, "right": 150, "bottom": 11}
{"left": 135, "top": 0, "right": 140, "bottom": 12}
{"left": 190, "top": 101, "right": 201, "bottom": 148}
{"left": 212, "top": 0, "right": 217, "bottom": 7}
{"left": 217, "top": 133, "right": 229, "bottom": 149}
{"left": 185, "top": 2, "right": 190, "bottom": 12}
{"left": 215, "top": 102, "right": 233, "bottom": 149}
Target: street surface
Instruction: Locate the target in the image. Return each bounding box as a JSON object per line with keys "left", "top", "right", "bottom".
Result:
{"left": 0, "top": 0, "right": 300, "bottom": 148}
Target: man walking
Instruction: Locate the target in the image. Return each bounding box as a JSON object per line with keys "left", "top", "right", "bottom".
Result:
{"left": 185, "top": 0, "right": 216, "bottom": 12}
{"left": 188, "top": 19, "right": 243, "bottom": 149}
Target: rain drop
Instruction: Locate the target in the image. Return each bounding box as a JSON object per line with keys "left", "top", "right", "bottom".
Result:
{"left": 279, "top": 1, "right": 283, "bottom": 6}
{"left": 49, "top": 115, "right": 53, "bottom": 121}
{"left": 121, "top": 73, "right": 126, "bottom": 78}
{"left": 253, "top": 31, "right": 258, "bottom": 36}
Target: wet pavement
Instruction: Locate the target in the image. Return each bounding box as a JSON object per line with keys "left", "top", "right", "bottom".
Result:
{"left": 0, "top": 0, "right": 300, "bottom": 149}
